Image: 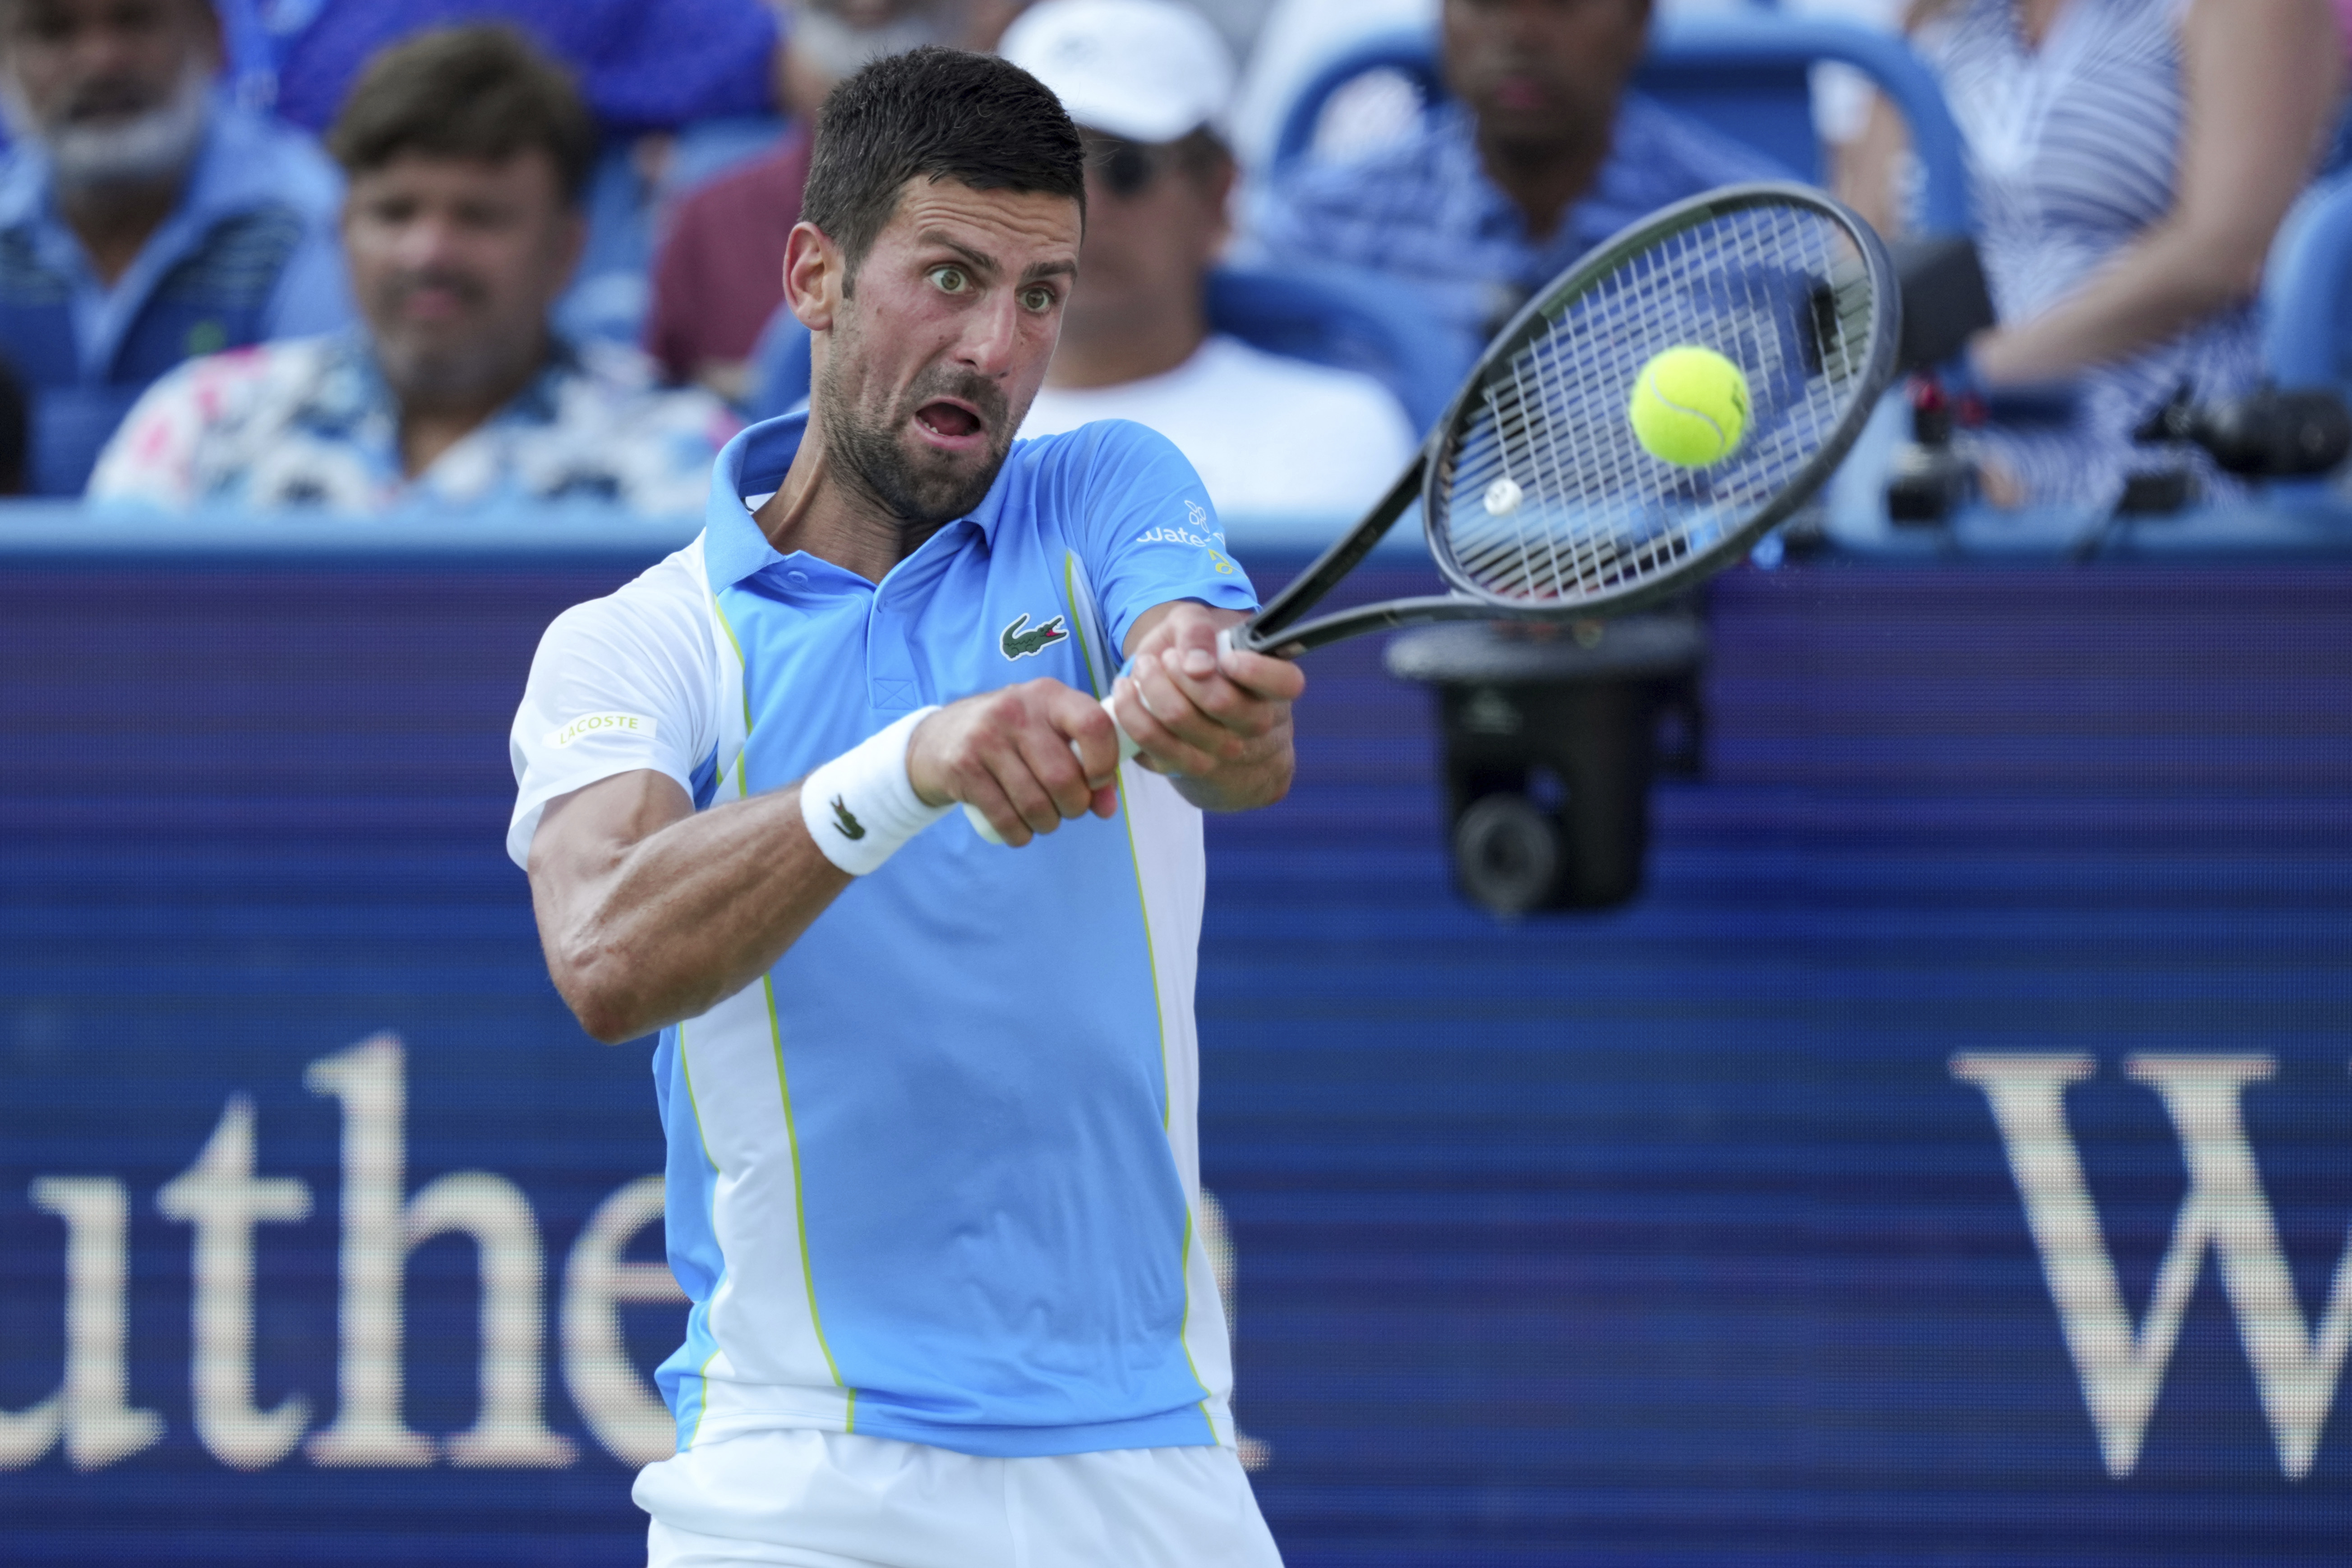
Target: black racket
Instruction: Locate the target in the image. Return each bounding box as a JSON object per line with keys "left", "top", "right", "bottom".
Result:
{"left": 1231, "top": 180, "right": 1899, "bottom": 656}
{"left": 970, "top": 182, "right": 1898, "bottom": 840}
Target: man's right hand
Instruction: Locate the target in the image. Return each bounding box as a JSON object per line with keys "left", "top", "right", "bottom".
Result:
{"left": 908, "top": 680, "right": 1123, "bottom": 846}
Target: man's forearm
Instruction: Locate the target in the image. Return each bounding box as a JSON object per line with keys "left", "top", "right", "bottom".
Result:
{"left": 535, "top": 784, "right": 850, "bottom": 1043}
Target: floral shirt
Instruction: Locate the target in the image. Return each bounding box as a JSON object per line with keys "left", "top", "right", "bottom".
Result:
{"left": 88, "top": 331, "right": 740, "bottom": 517}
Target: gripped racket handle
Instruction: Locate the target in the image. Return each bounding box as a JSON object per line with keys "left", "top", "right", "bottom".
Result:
{"left": 964, "top": 629, "right": 1254, "bottom": 844}
{"left": 962, "top": 693, "right": 1142, "bottom": 845}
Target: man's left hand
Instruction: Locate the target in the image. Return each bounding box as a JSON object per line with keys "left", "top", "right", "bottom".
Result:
{"left": 1112, "top": 602, "right": 1305, "bottom": 813}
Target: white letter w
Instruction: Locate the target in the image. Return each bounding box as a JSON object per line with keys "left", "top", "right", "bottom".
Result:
{"left": 1952, "top": 1053, "right": 2352, "bottom": 1480}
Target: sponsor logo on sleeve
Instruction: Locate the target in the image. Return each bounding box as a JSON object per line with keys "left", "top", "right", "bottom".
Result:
{"left": 546, "top": 713, "right": 658, "bottom": 749}
{"left": 1134, "top": 498, "right": 1231, "bottom": 564}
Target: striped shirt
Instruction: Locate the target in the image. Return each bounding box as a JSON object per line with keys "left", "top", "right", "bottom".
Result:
{"left": 1253, "top": 95, "right": 1785, "bottom": 360}
{"left": 1919, "top": 0, "right": 2264, "bottom": 508}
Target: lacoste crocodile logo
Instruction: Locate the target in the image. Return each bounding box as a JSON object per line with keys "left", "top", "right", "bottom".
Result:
{"left": 829, "top": 796, "right": 866, "bottom": 840}
{"left": 999, "top": 613, "right": 1069, "bottom": 661}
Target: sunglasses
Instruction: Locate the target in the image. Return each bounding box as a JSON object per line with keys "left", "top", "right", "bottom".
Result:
{"left": 1088, "top": 137, "right": 1177, "bottom": 199}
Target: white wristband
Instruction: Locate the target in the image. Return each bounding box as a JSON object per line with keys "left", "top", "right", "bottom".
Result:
{"left": 799, "top": 707, "right": 952, "bottom": 875}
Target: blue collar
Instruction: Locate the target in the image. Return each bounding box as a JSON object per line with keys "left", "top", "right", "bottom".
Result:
{"left": 703, "top": 412, "right": 802, "bottom": 590}
{"left": 703, "top": 410, "right": 1015, "bottom": 593}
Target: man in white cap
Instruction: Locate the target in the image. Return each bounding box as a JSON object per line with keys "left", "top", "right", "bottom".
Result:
{"left": 1005, "top": 0, "right": 1417, "bottom": 522}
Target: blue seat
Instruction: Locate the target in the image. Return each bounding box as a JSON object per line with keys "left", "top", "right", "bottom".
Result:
{"left": 746, "top": 262, "right": 1470, "bottom": 434}
{"left": 214, "top": 0, "right": 280, "bottom": 108}
{"left": 1271, "top": 13, "right": 1972, "bottom": 239}
{"left": 556, "top": 117, "right": 791, "bottom": 350}
{"left": 556, "top": 145, "right": 660, "bottom": 348}
{"left": 1270, "top": 30, "right": 1447, "bottom": 173}
{"left": 1204, "top": 264, "right": 1467, "bottom": 432}
{"left": 2261, "top": 172, "right": 2352, "bottom": 391}
{"left": 2252, "top": 172, "right": 2352, "bottom": 505}
{"left": 747, "top": 303, "right": 814, "bottom": 422}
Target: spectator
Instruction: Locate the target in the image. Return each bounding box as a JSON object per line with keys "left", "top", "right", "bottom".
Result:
{"left": 261, "top": 1, "right": 793, "bottom": 355}
{"left": 1006, "top": 0, "right": 1418, "bottom": 518}
{"left": 1852, "top": 0, "right": 2341, "bottom": 509}
{"left": 0, "top": 0, "right": 347, "bottom": 496}
{"left": 644, "top": 0, "right": 1020, "bottom": 400}
{"left": 88, "top": 26, "right": 735, "bottom": 515}
{"left": 1252, "top": 0, "right": 1780, "bottom": 359}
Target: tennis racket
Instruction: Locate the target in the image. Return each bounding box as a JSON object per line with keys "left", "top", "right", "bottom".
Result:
{"left": 968, "top": 181, "right": 1899, "bottom": 842}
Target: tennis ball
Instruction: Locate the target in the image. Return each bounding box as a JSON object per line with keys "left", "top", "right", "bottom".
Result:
{"left": 1629, "top": 346, "right": 1750, "bottom": 467}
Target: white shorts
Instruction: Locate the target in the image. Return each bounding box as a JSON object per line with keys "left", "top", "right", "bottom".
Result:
{"left": 636, "top": 1428, "right": 1285, "bottom": 1568}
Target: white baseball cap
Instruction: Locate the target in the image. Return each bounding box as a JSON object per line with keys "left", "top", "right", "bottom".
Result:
{"left": 999, "top": 0, "right": 1237, "bottom": 146}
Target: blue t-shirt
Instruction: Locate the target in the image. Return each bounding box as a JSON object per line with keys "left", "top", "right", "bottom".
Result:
{"left": 508, "top": 411, "right": 1259, "bottom": 1458}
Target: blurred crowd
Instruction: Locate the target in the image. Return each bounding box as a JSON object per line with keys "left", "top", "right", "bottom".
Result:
{"left": 0, "top": 0, "right": 2339, "bottom": 519}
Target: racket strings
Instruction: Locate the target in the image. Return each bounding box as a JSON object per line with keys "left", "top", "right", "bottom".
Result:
{"left": 1434, "top": 204, "right": 1878, "bottom": 607}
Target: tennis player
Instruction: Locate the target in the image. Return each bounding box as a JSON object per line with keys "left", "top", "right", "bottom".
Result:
{"left": 507, "top": 46, "right": 1300, "bottom": 1568}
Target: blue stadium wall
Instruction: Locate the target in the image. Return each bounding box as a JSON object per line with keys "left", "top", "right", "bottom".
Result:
{"left": 3, "top": 540, "right": 2350, "bottom": 1564}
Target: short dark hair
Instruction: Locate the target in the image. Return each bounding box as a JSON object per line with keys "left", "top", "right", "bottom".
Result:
{"left": 327, "top": 25, "right": 598, "bottom": 206}
{"left": 801, "top": 47, "right": 1085, "bottom": 284}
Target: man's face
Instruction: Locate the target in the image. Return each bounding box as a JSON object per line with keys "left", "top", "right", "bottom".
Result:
{"left": 811, "top": 177, "right": 1080, "bottom": 528}
{"left": 0, "top": 0, "right": 217, "bottom": 177}
{"left": 1442, "top": 0, "right": 1649, "bottom": 151}
{"left": 341, "top": 151, "right": 585, "bottom": 405}
{"left": 1062, "top": 133, "right": 1228, "bottom": 350}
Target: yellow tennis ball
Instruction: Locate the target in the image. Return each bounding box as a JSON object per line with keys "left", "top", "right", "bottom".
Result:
{"left": 1629, "top": 346, "right": 1751, "bottom": 467}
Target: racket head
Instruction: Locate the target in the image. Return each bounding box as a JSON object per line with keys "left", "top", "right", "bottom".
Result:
{"left": 1422, "top": 182, "right": 1898, "bottom": 618}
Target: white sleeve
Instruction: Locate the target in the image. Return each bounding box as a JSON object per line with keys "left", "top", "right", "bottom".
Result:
{"left": 506, "top": 545, "right": 718, "bottom": 869}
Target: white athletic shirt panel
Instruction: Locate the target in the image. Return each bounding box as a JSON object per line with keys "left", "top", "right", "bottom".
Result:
{"left": 507, "top": 536, "right": 721, "bottom": 869}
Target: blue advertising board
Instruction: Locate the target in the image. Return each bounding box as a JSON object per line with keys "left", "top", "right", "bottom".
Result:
{"left": 4, "top": 540, "right": 2350, "bottom": 1563}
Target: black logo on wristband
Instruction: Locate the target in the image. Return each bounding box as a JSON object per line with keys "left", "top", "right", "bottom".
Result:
{"left": 830, "top": 796, "right": 866, "bottom": 840}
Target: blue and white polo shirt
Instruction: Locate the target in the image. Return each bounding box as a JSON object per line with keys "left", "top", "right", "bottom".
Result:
{"left": 508, "top": 411, "right": 1258, "bottom": 1459}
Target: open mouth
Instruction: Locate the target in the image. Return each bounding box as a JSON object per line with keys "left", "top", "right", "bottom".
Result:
{"left": 1493, "top": 75, "right": 1549, "bottom": 112}
{"left": 915, "top": 400, "right": 985, "bottom": 443}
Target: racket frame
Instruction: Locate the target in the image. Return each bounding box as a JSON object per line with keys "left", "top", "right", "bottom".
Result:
{"left": 1231, "top": 181, "right": 1900, "bottom": 659}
